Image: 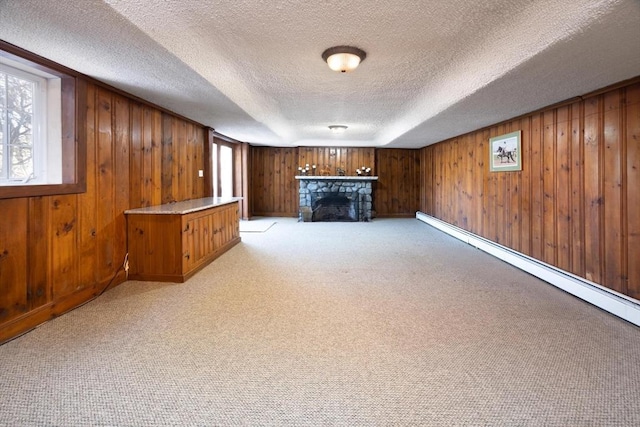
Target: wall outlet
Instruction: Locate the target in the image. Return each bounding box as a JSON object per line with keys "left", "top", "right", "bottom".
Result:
{"left": 198, "top": 169, "right": 204, "bottom": 177}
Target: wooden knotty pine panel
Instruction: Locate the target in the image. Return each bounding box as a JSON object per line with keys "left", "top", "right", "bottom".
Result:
{"left": 298, "top": 147, "right": 375, "bottom": 176}
{"left": 0, "top": 80, "right": 208, "bottom": 343}
{"left": 420, "top": 79, "right": 640, "bottom": 300}
{"left": 374, "top": 149, "right": 420, "bottom": 217}
{"left": 250, "top": 146, "right": 298, "bottom": 217}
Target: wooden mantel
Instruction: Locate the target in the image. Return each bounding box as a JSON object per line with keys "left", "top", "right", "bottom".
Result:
{"left": 295, "top": 175, "right": 378, "bottom": 181}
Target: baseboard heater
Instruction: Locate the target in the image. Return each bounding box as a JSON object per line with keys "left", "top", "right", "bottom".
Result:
{"left": 416, "top": 211, "right": 640, "bottom": 327}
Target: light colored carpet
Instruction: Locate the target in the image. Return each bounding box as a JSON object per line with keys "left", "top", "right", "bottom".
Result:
{"left": 1, "top": 218, "right": 639, "bottom": 426}
{"left": 239, "top": 218, "right": 277, "bottom": 232}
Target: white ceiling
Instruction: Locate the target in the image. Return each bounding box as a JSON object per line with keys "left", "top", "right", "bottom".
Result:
{"left": 1, "top": 0, "right": 639, "bottom": 148}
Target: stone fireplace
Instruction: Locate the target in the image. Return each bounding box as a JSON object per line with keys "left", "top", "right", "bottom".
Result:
{"left": 296, "top": 176, "right": 378, "bottom": 222}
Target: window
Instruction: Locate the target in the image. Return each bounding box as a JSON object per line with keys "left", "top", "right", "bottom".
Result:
{"left": 220, "top": 145, "right": 233, "bottom": 198}
{"left": 0, "top": 60, "right": 60, "bottom": 185}
{"left": 211, "top": 139, "right": 235, "bottom": 198}
{"left": 0, "top": 41, "right": 85, "bottom": 199}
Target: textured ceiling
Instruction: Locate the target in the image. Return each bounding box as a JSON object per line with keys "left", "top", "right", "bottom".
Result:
{"left": 1, "top": 0, "right": 639, "bottom": 148}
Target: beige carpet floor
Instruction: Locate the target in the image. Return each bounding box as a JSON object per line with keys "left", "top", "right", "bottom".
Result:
{"left": 239, "top": 217, "right": 277, "bottom": 233}
{"left": 0, "top": 218, "right": 639, "bottom": 426}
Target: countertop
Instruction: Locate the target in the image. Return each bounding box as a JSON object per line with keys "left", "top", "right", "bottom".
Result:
{"left": 124, "top": 197, "right": 242, "bottom": 215}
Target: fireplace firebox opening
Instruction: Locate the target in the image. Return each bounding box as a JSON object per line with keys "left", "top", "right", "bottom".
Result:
{"left": 311, "top": 192, "right": 359, "bottom": 222}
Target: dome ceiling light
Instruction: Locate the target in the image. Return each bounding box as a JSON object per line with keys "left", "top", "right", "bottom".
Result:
{"left": 321, "top": 46, "right": 366, "bottom": 73}
{"left": 328, "top": 125, "right": 348, "bottom": 133}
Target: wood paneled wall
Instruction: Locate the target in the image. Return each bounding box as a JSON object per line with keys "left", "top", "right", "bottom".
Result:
{"left": 375, "top": 149, "right": 421, "bottom": 217}
{"left": 298, "top": 147, "right": 375, "bottom": 176}
{"left": 250, "top": 146, "right": 298, "bottom": 216}
{"left": 249, "top": 146, "right": 422, "bottom": 218}
{"left": 420, "top": 79, "right": 640, "bottom": 300}
{"left": 0, "top": 80, "right": 208, "bottom": 343}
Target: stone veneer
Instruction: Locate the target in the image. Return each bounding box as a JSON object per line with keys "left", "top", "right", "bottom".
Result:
{"left": 295, "top": 176, "right": 378, "bottom": 222}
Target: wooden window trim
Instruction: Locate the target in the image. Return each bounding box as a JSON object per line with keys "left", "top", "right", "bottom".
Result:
{"left": 0, "top": 41, "right": 86, "bottom": 200}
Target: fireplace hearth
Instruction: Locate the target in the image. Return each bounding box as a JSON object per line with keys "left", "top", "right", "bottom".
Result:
{"left": 296, "top": 176, "right": 378, "bottom": 222}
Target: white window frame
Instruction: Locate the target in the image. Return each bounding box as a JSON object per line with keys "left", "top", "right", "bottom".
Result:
{"left": 0, "top": 57, "right": 62, "bottom": 186}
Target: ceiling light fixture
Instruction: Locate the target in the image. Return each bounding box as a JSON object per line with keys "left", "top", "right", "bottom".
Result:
{"left": 322, "top": 46, "right": 366, "bottom": 73}
{"left": 329, "top": 125, "right": 348, "bottom": 134}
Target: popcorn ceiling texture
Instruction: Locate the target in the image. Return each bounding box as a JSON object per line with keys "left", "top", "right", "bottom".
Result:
{"left": 1, "top": 0, "right": 639, "bottom": 147}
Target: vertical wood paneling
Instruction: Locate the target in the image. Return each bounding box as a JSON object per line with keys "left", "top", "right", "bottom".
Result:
{"left": 50, "top": 194, "right": 78, "bottom": 297}
{"left": 161, "top": 114, "right": 175, "bottom": 203}
{"left": 474, "top": 131, "right": 486, "bottom": 236}
{"left": 142, "top": 106, "right": 154, "bottom": 206}
{"left": 140, "top": 107, "right": 164, "bottom": 206}
{"left": 160, "top": 116, "right": 206, "bottom": 204}
{"left": 627, "top": 84, "right": 640, "bottom": 299}
{"left": 250, "top": 146, "right": 298, "bottom": 216}
{"left": 194, "top": 126, "right": 205, "bottom": 198}
{"left": 151, "top": 109, "right": 163, "bottom": 206}
{"left": 186, "top": 123, "right": 195, "bottom": 200}
{"left": 603, "top": 91, "right": 625, "bottom": 294}
{"left": 420, "top": 147, "right": 434, "bottom": 215}
{"left": 114, "top": 95, "right": 130, "bottom": 274}
{"left": 494, "top": 125, "right": 507, "bottom": 244}
{"left": 484, "top": 130, "right": 497, "bottom": 242}
{"left": 1, "top": 79, "right": 210, "bottom": 343}
{"left": 78, "top": 83, "right": 98, "bottom": 288}
{"left": 508, "top": 120, "right": 522, "bottom": 252}
{"left": 434, "top": 144, "right": 442, "bottom": 222}
{"left": 530, "top": 113, "right": 544, "bottom": 260}
{"left": 297, "top": 147, "right": 375, "bottom": 176}
{"left": 543, "top": 111, "right": 557, "bottom": 264}
{"left": 419, "top": 79, "right": 640, "bottom": 302}
{"left": 283, "top": 147, "right": 295, "bottom": 212}
{"left": 178, "top": 120, "right": 188, "bottom": 201}
{"left": 520, "top": 117, "right": 532, "bottom": 256}
{"left": 583, "top": 96, "right": 603, "bottom": 284}
{"left": 374, "top": 149, "right": 420, "bottom": 217}
{"left": 556, "top": 106, "right": 571, "bottom": 272}
{"left": 27, "top": 197, "right": 50, "bottom": 308}
{"left": 274, "top": 148, "right": 281, "bottom": 212}
{"left": 570, "top": 102, "right": 585, "bottom": 277}
{"left": 97, "top": 88, "right": 116, "bottom": 281}
{"left": 129, "top": 102, "right": 143, "bottom": 207}
{"left": 0, "top": 199, "right": 28, "bottom": 322}
{"left": 462, "top": 135, "right": 473, "bottom": 230}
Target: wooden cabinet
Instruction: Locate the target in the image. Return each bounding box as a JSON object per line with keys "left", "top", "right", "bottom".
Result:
{"left": 126, "top": 198, "right": 241, "bottom": 282}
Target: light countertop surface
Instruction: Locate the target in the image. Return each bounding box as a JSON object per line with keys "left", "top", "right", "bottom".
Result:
{"left": 124, "top": 197, "right": 242, "bottom": 215}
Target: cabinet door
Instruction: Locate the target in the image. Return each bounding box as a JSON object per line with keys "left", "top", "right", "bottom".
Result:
{"left": 182, "top": 216, "right": 197, "bottom": 272}
{"left": 212, "top": 208, "right": 224, "bottom": 251}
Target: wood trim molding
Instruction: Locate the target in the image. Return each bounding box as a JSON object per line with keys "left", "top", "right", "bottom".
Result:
{"left": 416, "top": 212, "right": 640, "bottom": 326}
{"left": 0, "top": 41, "right": 87, "bottom": 199}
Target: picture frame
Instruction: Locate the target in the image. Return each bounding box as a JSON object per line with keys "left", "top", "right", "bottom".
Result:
{"left": 489, "top": 130, "right": 521, "bottom": 172}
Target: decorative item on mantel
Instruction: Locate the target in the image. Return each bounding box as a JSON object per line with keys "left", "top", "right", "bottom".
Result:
{"left": 320, "top": 164, "right": 332, "bottom": 176}
{"left": 356, "top": 166, "right": 372, "bottom": 176}
{"left": 336, "top": 166, "right": 346, "bottom": 176}
{"left": 297, "top": 164, "right": 316, "bottom": 176}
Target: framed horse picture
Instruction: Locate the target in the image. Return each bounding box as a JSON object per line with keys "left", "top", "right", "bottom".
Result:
{"left": 489, "top": 130, "right": 522, "bottom": 172}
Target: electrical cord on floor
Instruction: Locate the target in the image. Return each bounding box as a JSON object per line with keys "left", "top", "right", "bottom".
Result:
{"left": 98, "top": 253, "right": 129, "bottom": 298}
{"left": 1, "top": 254, "right": 130, "bottom": 346}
